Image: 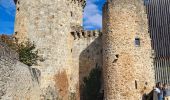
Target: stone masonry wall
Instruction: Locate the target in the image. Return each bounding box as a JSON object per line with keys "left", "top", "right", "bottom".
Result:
{"left": 71, "top": 30, "right": 103, "bottom": 98}
{"left": 12, "top": 0, "right": 156, "bottom": 99}
{"left": 0, "top": 42, "right": 41, "bottom": 100}
{"left": 14, "top": 0, "right": 85, "bottom": 99}
{"left": 102, "top": 0, "right": 155, "bottom": 100}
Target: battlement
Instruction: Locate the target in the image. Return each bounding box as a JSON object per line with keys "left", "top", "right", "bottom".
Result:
{"left": 71, "top": 30, "right": 102, "bottom": 40}
{"left": 106, "top": 0, "right": 144, "bottom": 5}
{"left": 14, "top": 0, "right": 86, "bottom": 8}
{"left": 70, "top": 0, "right": 86, "bottom": 8}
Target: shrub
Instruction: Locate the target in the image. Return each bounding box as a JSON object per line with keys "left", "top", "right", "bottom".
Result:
{"left": 82, "top": 64, "right": 103, "bottom": 100}
{"left": 16, "top": 41, "right": 39, "bottom": 66}
{"left": 0, "top": 34, "right": 39, "bottom": 66}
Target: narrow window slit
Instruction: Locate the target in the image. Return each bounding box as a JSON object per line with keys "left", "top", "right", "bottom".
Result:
{"left": 135, "top": 37, "right": 140, "bottom": 46}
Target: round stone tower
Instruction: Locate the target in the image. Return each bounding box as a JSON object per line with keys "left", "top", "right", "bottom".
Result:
{"left": 14, "top": 0, "right": 85, "bottom": 99}
{"left": 102, "top": 0, "right": 155, "bottom": 100}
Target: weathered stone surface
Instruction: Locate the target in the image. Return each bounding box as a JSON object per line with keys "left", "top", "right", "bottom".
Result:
{"left": 71, "top": 30, "right": 103, "bottom": 98}
{"left": 14, "top": 0, "right": 86, "bottom": 99}
{"left": 102, "top": 0, "right": 155, "bottom": 100}
{"left": 0, "top": 42, "right": 41, "bottom": 100}
{"left": 12, "top": 0, "right": 156, "bottom": 99}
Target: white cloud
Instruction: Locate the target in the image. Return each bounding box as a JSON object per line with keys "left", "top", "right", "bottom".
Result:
{"left": 0, "top": 0, "right": 103, "bottom": 30}
{"left": 83, "top": 0, "right": 102, "bottom": 30}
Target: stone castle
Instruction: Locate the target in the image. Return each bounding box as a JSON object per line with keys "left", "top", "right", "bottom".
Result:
{"left": 103, "top": 0, "right": 155, "bottom": 99}
{"left": 0, "top": 0, "right": 155, "bottom": 100}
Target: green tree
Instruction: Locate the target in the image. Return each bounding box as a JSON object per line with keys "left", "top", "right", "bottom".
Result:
{"left": 82, "top": 64, "right": 103, "bottom": 100}
{"left": 0, "top": 35, "right": 40, "bottom": 66}
{"left": 16, "top": 41, "right": 39, "bottom": 66}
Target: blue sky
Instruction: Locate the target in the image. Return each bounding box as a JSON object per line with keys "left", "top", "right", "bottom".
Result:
{"left": 0, "top": 0, "right": 16, "bottom": 34}
{"left": 83, "top": 0, "right": 105, "bottom": 30}
{"left": 0, "top": 0, "right": 105, "bottom": 34}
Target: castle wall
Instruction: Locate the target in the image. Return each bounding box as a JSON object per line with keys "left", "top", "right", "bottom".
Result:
{"left": 0, "top": 42, "right": 40, "bottom": 100}
{"left": 12, "top": 0, "right": 157, "bottom": 99}
{"left": 102, "top": 0, "right": 155, "bottom": 100}
{"left": 71, "top": 30, "right": 103, "bottom": 98}
{"left": 14, "top": 0, "right": 85, "bottom": 99}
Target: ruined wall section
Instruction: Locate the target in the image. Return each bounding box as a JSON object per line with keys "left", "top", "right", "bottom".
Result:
{"left": 71, "top": 30, "right": 102, "bottom": 84}
{"left": 102, "top": 0, "right": 155, "bottom": 100}
{"left": 71, "top": 30, "right": 103, "bottom": 98}
{"left": 0, "top": 42, "right": 41, "bottom": 100}
{"left": 14, "top": 0, "right": 85, "bottom": 99}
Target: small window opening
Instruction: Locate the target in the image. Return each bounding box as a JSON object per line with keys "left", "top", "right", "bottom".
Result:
{"left": 100, "top": 49, "right": 103, "bottom": 54}
{"left": 88, "top": 34, "right": 91, "bottom": 37}
{"left": 93, "top": 32, "right": 96, "bottom": 36}
{"left": 135, "top": 80, "right": 138, "bottom": 89}
{"left": 71, "top": 32, "right": 74, "bottom": 36}
{"left": 15, "top": 31, "right": 18, "bottom": 35}
{"left": 82, "top": 32, "right": 85, "bottom": 37}
{"left": 71, "top": 11, "right": 73, "bottom": 17}
{"left": 135, "top": 38, "right": 140, "bottom": 46}
{"left": 71, "top": 49, "right": 72, "bottom": 53}
{"left": 77, "top": 32, "right": 80, "bottom": 38}
{"left": 17, "top": 8, "right": 20, "bottom": 11}
{"left": 115, "top": 54, "right": 119, "bottom": 58}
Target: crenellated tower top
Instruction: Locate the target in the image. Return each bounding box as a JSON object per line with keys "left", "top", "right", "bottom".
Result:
{"left": 14, "top": 0, "right": 86, "bottom": 8}
{"left": 70, "top": 25, "right": 102, "bottom": 40}
{"left": 70, "top": 0, "right": 86, "bottom": 8}
{"left": 71, "top": 30, "right": 102, "bottom": 40}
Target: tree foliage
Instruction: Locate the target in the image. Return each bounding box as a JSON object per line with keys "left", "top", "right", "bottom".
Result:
{"left": 0, "top": 34, "right": 39, "bottom": 66}
{"left": 16, "top": 41, "right": 39, "bottom": 66}
{"left": 82, "top": 64, "right": 103, "bottom": 100}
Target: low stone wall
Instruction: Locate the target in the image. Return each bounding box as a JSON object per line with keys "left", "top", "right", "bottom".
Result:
{"left": 0, "top": 42, "right": 41, "bottom": 100}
